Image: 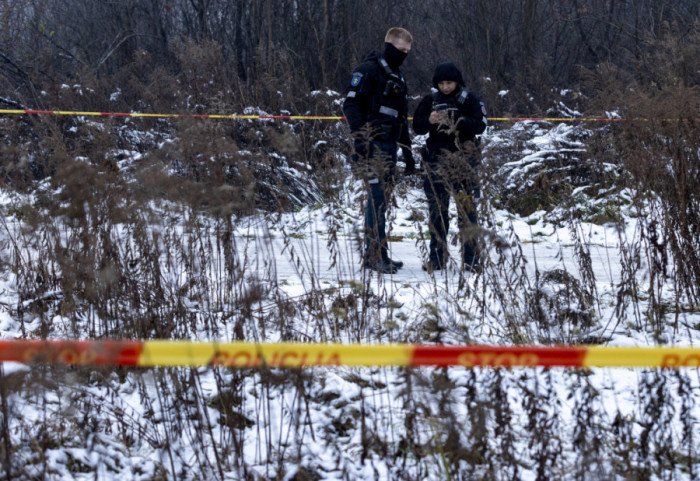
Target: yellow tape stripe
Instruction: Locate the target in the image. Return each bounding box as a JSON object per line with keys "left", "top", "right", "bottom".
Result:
{"left": 54, "top": 111, "right": 106, "bottom": 116}
{"left": 139, "top": 341, "right": 414, "bottom": 368}
{"left": 584, "top": 347, "right": 700, "bottom": 368}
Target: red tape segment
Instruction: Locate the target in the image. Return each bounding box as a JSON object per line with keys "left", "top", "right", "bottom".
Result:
{"left": 0, "top": 340, "right": 143, "bottom": 366}
{"left": 1, "top": 340, "right": 700, "bottom": 368}
{"left": 411, "top": 345, "right": 587, "bottom": 368}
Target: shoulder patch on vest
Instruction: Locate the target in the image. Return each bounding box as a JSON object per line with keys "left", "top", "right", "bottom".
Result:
{"left": 350, "top": 72, "right": 363, "bottom": 86}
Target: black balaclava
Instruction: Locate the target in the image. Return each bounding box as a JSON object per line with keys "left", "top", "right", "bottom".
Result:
{"left": 432, "top": 62, "right": 466, "bottom": 89}
{"left": 383, "top": 42, "right": 407, "bottom": 70}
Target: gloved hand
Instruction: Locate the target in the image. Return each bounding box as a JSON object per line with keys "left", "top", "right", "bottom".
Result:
{"left": 353, "top": 138, "right": 368, "bottom": 159}
{"left": 350, "top": 138, "right": 370, "bottom": 179}
{"left": 401, "top": 147, "right": 415, "bottom": 175}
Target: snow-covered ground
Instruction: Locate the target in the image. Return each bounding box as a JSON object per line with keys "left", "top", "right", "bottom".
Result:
{"left": 1, "top": 119, "right": 699, "bottom": 480}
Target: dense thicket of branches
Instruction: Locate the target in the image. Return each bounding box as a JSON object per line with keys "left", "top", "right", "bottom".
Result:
{"left": 1, "top": 0, "right": 698, "bottom": 114}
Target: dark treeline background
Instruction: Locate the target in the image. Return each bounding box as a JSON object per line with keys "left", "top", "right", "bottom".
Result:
{"left": 1, "top": 0, "right": 699, "bottom": 115}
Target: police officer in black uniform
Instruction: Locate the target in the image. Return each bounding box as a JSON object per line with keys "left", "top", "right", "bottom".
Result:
{"left": 343, "top": 27, "right": 415, "bottom": 274}
{"left": 413, "top": 62, "right": 488, "bottom": 273}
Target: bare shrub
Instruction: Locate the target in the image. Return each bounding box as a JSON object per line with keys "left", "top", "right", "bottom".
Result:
{"left": 587, "top": 27, "right": 700, "bottom": 308}
{"left": 526, "top": 268, "right": 596, "bottom": 344}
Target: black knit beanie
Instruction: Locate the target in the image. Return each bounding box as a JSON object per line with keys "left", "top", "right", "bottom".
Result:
{"left": 432, "top": 62, "right": 465, "bottom": 88}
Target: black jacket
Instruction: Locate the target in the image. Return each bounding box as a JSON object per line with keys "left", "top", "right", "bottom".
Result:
{"left": 413, "top": 87, "right": 487, "bottom": 157}
{"left": 342, "top": 50, "right": 410, "bottom": 146}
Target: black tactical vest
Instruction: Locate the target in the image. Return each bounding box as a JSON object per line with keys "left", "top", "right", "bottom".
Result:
{"left": 431, "top": 89, "right": 469, "bottom": 113}
{"left": 367, "top": 58, "right": 408, "bottom": 141}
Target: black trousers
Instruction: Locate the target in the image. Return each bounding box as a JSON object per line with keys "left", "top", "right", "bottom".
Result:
{"left": 423, "top": 161, "right": 480, "bottom": 268}
{"left": 362, "top": 140, "right": 397, "bottom": 264}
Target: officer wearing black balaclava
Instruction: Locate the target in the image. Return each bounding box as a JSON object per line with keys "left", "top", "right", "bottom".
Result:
{"left": 343, "top": 27, "right": 415, "bottom": 275}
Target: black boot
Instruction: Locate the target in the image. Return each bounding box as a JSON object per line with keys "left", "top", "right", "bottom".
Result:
{"left": 422, "top": 258, "right": 444, "bottom": 273}
{"left": 387, "top": 258, "right": 404, "bottom": 269}
{"left": 365, "top": 258, "right": 398, "bottom": 274}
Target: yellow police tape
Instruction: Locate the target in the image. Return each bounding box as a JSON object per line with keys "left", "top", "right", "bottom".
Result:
{"left": 1, "top": 340, "right": 700, "bottom": 368}
{"left": 1, "top": 108, "right": 660, "bottom": 122}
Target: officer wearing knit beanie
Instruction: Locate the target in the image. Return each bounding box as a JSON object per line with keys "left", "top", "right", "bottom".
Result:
{"left": 432, "top": 62, "right": 466, "bottom": 88}
{"left": 413, "top": 62, "right": 488, "bottom": 274}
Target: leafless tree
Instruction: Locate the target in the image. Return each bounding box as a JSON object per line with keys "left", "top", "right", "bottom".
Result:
{"left": 0, "top": 0, "right": 698, "bottom": 112}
